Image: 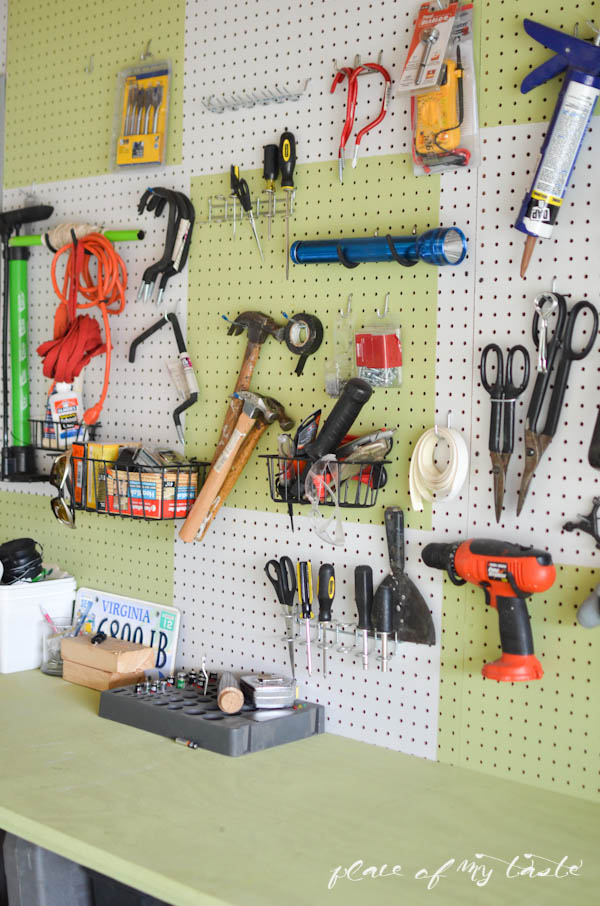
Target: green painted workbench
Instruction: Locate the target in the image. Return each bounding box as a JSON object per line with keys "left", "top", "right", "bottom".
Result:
{"left": 0, "top": 672, "right": 597, "bottom": 906}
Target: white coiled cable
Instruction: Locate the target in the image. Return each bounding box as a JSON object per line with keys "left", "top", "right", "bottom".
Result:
{"left": 409, "top": 426, "right": 469, "bottom": 512}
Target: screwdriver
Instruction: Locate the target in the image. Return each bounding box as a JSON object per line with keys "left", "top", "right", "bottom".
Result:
{"left": 279, "top": 130, "right": 296, "bottom": 280}
{"left": 373, "top": 583, "right": 393, "bottom": 672}
{"left": 263, "top": 144, "right": 279, "bottom": 241}
{"left": 317, "top": 564, "right": 335, "bottom": 676}
{"left": 297, "top": 561, "right": 313, "bottom": 675}
{"left": 230, "top": 165, "right": 264, "bottom": 262}
{"left": 354, "top": 565, "right": 373, "bottom": 671}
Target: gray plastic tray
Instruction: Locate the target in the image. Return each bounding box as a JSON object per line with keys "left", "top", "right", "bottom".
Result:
{"left": 98, "top": 679, "right": 325, "bottom": 757}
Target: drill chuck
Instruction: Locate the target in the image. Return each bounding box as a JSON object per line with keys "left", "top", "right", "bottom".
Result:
{"left": 422, "top": 542, "right": 454, "bottom": 572}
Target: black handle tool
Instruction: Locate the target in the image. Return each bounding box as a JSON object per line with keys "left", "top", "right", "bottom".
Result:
{"left": 317, "top": 564, "right": 335, "bottom": 676}
{"left": 355, "top": 565, "right": 373, "bottom": 670}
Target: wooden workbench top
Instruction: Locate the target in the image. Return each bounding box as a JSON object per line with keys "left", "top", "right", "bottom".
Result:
{"left": 0, "top": 671, "right": 597, "bottom": 906}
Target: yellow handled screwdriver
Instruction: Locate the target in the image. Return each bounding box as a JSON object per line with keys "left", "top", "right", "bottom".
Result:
{"left": 279, "top": 130, "right": 296, "bottom": 280}
{"left": 297, "top": 560, "right": 313, "bottom": 675}
{"left": 317, "top": 564, "right": 335, "bottom": 676}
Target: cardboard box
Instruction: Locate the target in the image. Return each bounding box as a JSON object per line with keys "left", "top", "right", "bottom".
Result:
{"left": 106, "top": 467, "right": 198, "bottom": 519}
{"left": 62, "top": 660, "right": 146, "bottom": 692}
{"left": 61, "top": 635, "right": 154, "bottom": 691}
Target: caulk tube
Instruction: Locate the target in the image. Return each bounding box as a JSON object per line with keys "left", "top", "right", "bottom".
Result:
{"left": 515, "top": 70, "right": 600, "bottom": 242}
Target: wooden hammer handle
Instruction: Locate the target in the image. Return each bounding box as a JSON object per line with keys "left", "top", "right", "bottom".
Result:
{"left": 179, "top": 410, "right": 256, "bottom": 542}
{"left": 211, "top": 342, "right": 260, "bottom": 467}
{"left": 196, "top": 419, "right": 270, "bottom": 542}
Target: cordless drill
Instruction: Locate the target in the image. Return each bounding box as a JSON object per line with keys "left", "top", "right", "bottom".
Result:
{"left": 422, "top": 539, "right": 556, "bottom": 682}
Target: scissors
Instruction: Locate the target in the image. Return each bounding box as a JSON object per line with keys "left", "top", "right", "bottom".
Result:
{"left": 480, "top": 344, "right": 530, "bottom": 521}
{"left": 517, "top": 296, "right": 599, "bottom": 515}
{"left": 264, "top": 556, "right": 297, "bottom": 677}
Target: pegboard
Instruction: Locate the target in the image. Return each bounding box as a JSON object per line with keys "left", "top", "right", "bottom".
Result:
{"left": 183, "top": 0, "right": 414, "bottom": 174}
{"left": 0, "top": 0, "right": 597, "bottom": 806}
{"left": 436, "top": 566, "right": 600, "bottom": 802}
{"left": 174, "top": 506, "right": 441, "bottom": 758}
{"left": 468, "top": 120, "right": 600, "bottom": 567}
{"left": 3, "top": 0, "right": 185, "bottom": 187}
{"left": 1, "top": 165, "right": 192, "bottom": 457}
{"left": 480, "top": 0, "right": 600, "bottom": 128}
{"left": 185, "top": 153, "right": 443, "bottom": 532}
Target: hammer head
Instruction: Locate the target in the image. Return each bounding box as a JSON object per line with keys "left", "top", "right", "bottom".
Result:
{"left": 227, "top": 311, "right": 285, "bottom": 345}
{"left": 234, "top": 392, "right": 294, "bottom": 430}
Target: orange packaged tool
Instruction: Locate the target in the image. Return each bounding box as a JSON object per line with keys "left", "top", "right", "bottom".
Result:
{"left": 411, "top": 4, "right": 478, "bottom": 175}
{"left": 113, "top": 62, "right": 171, "bottom": 169}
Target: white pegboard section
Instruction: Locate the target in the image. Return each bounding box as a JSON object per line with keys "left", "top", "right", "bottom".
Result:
{"left": 174, "top": 506, "right": 442, "bottom": 758}
{"left": 432, "top": 163, "right": 478, "bottom": 536}
{"left": 469, "top": 121, "right": 600, "bottom": 567}
{"left": 183, "top": 0, "right": 413, "bottom": 176}
{"left": 0, "top": 164, "right": 194, "bottom": 494}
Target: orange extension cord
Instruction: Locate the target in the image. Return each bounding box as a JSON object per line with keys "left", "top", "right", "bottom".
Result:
{"left": 37, "top": 233, "right": 127, "bottom": 424}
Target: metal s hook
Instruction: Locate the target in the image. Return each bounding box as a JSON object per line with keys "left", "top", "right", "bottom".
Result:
{"left": 140, "top": 39, "right": 153, "bottom": 61}
{"left": 376, "top": 293, "right": 390, "bottom": 319}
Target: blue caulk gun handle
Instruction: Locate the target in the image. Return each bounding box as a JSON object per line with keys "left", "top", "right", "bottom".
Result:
{"left": 515, "top": 19, "right": 600, "bottom": 277}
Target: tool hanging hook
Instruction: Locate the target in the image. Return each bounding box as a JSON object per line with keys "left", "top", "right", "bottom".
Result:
{"left": 340, "top": 294, "right": 353, "bottom": 318}
{"left": 140, "top": 39, "right": 153, "bottom": 61}
{"left": 376, "top": 293, "right": 390, "bottom": 319}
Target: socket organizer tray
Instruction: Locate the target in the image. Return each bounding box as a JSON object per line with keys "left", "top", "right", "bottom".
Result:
{"left": 99, "top": 675, "right": 325, "bottom": 757}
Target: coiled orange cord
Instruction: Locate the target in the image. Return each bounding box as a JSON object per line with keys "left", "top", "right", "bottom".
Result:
{"left": 37, "top": 233, "right": 127, "bottom": 424}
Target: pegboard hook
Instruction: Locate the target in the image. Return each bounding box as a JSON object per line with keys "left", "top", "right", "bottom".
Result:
{"left": 340, "top": 294, "right": 353, "bottom": 318}
{"left": 84, "top": 55, "right": 94, "bottom": 74}
{"left": 376, "top": 293, "right": 390, "bottom": 319}
{"left": 140, "top": 39, "right": 153, "bottom": 61}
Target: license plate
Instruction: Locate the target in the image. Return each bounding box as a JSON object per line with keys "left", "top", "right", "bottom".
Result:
{"left": 74, "top": 587, "right": 180, "bottom": 675}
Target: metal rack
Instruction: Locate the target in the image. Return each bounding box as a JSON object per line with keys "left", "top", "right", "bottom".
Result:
{"left": 262, "top": 454, "right": 389, "bottom": 508}
{"left": 29, "top": 418, "right": 98, "bottom": 453}
{"left": 71, "top": 456, "right": 208, "bottom": 521}
{"left": 200, "top": 191, "right": 295, "bottom": 226}
{"left": 201, "top": 79, "right": 310, "bottom": 114}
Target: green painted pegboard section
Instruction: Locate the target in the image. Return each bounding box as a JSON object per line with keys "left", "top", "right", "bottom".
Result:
{"left": 185, "top": 154, "right": 440, "bottom": 531}
{"left": 480, "top": 0, "right": 600, "bottom": 128}
{"left": 437, "top": 565, "right": 600, "bottom": 803}
{"left": 0, "top": 491, "right": 174, "bottom": 604}
{"left": 3, "top": 0, "right": 185, "bottom": 187}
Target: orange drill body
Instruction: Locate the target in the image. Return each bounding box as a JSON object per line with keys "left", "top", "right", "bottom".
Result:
{"left": 453, "top": 540, "right": 556, "bottom": 607}
{"left": 422, "top": 538, "right": 556, "bottom": 682}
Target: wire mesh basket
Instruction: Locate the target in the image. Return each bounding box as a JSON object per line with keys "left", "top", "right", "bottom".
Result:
{"left": 29, "top": 418, "right": 99, "bottom": 453}
{"left": 71, "top": 454, "right": 208, "bottom": 520}
{"left": 261, "top": 455, "right": 389, "bottom": 508}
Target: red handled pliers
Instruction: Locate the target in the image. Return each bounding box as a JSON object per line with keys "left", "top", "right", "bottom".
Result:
{"left": 331, "top": 62, "right": 392, "bottom": 183}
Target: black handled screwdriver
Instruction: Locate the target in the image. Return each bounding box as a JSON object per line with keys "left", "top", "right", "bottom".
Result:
{"left": 263, "top": 144, "right": 279, "bottom": 241}
{"left": 317, "top": 564, "right": 335, "bottom": 676}
{"left": 355, "top": 565, "right": 373, "bottom": 671}
{"left": 373, "top": 583, "right": 393, "bottom": 672}
{"left": 230, "top": 165, "right": 264, "bottom": 262}
{"left": 297, "top": 561, "right": 314, "bottom": 675}
{"left": 279, "top": 130, "right": 296, "bottom": 280}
